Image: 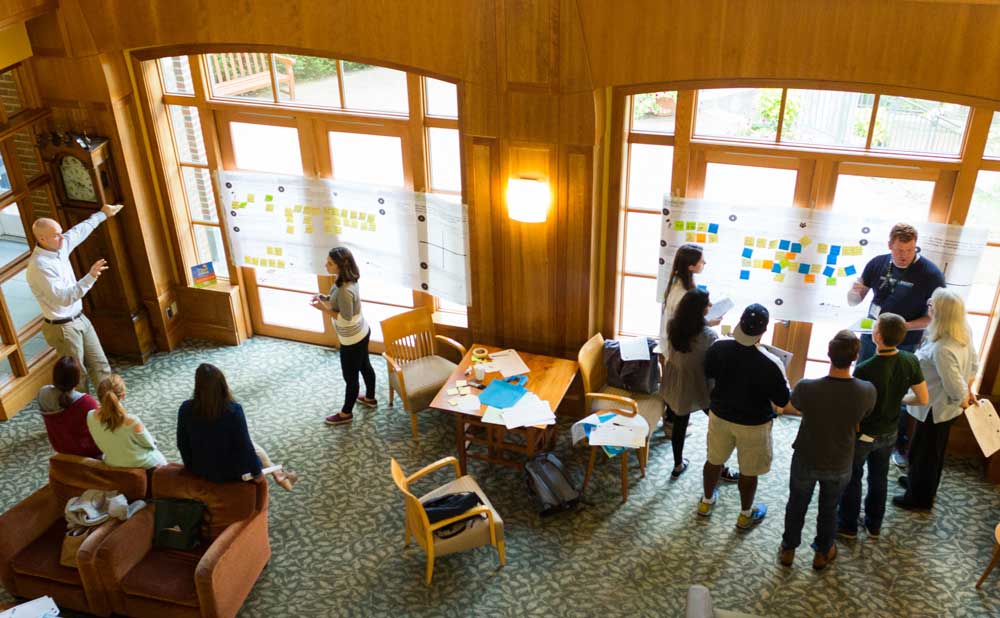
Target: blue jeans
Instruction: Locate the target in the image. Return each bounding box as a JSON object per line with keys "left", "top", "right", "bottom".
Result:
{"left": 859, "top": 334, "right": 917, "bottom": 452}
{"left": 837, "top": 431, "right": 895, "bottom": 534}
{"left": 781, "top": 454, "right": 850, "bottom": 553}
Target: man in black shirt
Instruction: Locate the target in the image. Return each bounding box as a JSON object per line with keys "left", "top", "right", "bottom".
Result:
{"left": 700, "top": 304, "right": 790, "bottom": 530}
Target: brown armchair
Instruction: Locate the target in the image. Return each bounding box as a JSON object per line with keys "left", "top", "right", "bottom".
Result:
{"left": 0, "top": 454, "right": 148, "bottom": 616}
{"left": 96, "top": 464, "right": 270, "bottom": 618}
{"left": 381, "top": 307, "right": 467, "bottom": 439}
{"left": 390, "top": 456, "right": 505, "bottom": 585}
{"left": 577, "top": 333, "right": 663, "bottom": 501}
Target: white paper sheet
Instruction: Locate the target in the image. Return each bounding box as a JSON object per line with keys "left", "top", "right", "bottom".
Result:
{"left": 489, "top": 349, "right": 531, "bottom": 378}
{"left": 966, "top": 399, "right": 1000, "bottom": 458}
{"left": 619, "top": 336, "right": 651, "bottom": 362}
{"left": 501, "top": 393, "right": 555, "bottom": 429}
{"left": 456, "top": 394, "right": 482, "bottom": 412}
{"left": 706, "top": 297, "right": 734, "bottom": 323}
{"left": 0, "top": 596, "right": 60, "bottom": 618}
{"left": 588, "top": 421, "right": 647, "bottom": 448}
{"left": 481, "top": 406, "right": 506, "bottom": 425}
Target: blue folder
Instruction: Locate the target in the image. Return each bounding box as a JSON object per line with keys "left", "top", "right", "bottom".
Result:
{"left": 478, "top": 376, "right": 528, "bottom": 409}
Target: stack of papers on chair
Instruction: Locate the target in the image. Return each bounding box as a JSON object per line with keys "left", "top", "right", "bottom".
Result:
{"left": 486, "top": 349, "right": 531, "bottom": 378}
{"left": 588, "top": 420, "right": 646, "bottom": 448}
{"left": 619, "top": 336, "right": 650, "bottom": 362}
{"left": 0, "top": 596, "right": 60, "bottom": 617}
{"left": 502, "top": 393, "right": 555, "bottom": 429}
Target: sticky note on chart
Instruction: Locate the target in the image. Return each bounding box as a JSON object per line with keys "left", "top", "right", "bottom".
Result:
{"left": 804, "top": 274, "right": 816, "bottom": 283}
{"left": 779, "top": 239, "right": 791, "bottom": 251}
{"left": 674, "top": 221, "right": 685, "bottom": 231}
{"left": 845, "top": 265, "right": 857, "bottom": 276}
{"left": 861, "top": 318, "right": 875, "bottom": 329}
{"left": 708, "top": 223, "right": 719, "bottom": 234}
{"left": 756, "top": 238, "right": 766, "bottom": 248}
{"left": 744, "top": 236, "right": 754, "bottom": 247}
{"left": 686, "top": 232, "right": 696, "bottom": 241}
{"left": 740, "top": 270, "right": 750, "bottom": 280}
{"left": 742, "top": 248, "right": 753, "bottom": 259}
{"left": 799, "top": 236, "right": 812, "bottom": 247}
{"left": 774, "top": 273, "right": 785, "bottom": 282}
{"left": 818, "top": 243, "right": 829, "bottom": 254}
{"left": 686, "top": 221, "right": 697, "bottom": 230}
{"left": 696, "top": 222, "right": 707, "bottom": 232}
{"left": 827, "top": 277, "right": 837, "bottom": 286}
{"left": 798, "top": 263, "right": 811, "bottom": 275}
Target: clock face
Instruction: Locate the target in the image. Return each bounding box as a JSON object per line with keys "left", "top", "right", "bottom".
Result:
{"left": 60, "top": 156, "right": 98, "bottom": 203}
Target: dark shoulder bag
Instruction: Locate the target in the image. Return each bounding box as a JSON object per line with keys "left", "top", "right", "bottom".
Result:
{"left": 152, "top": 498, "right": 207, "bottom": 551}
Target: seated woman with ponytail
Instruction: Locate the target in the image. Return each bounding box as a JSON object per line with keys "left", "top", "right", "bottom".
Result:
{"left": 36, "top": 356, "right": 102, "bottom": 458}
{"left": 86, "top": 374, "right": 167, "bottom": 469}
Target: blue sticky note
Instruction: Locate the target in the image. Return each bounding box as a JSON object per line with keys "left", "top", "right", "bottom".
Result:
{"left": 823, "top": 266, "right": 835, "bottom": 277}
{"left": 845, "top": 265, "right": 857, "bottom": 276}
{"left": 830, "top": 245, "right": 841, "bottom": 256}
{"left": 741, "top": 248, "right": 753, "bottom": 259}
{"left": 827, "top": 254, "right": 838, "bottom": 265}
{"left": 791, "top": 243, "right": 802, "bottom": 253}
{"left": 798, "top": 263, "right": 811, "bottom": 274}
{"left": 697, "top": 284, "right": 708, "bottom": 291}
{"left": 779, "top": 240, "right": 791, "bottom": 251}
{"left": 739, "top": 270, "right": 750, "bottom": 280}
{"left": 771, "top": 263, "right": 782, "bottom": 273}
{"left": 708, "top": 223, "right": 719, "bottom": 234}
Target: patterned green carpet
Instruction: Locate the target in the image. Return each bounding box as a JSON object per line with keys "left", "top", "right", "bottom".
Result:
{"left": 2, "top": 337, "right": 1000, "bottom": 617}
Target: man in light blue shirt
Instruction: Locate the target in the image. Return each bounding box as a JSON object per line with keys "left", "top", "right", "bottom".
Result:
{"left": 26, "top": 204, "right": 123, "bottom": 388}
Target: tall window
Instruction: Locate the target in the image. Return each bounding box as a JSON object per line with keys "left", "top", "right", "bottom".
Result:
{"left": 619, "top": 85, "right": 999, "bottom": 386}
{"left": 150, "top": 53, "right": 465, "bottom": 345}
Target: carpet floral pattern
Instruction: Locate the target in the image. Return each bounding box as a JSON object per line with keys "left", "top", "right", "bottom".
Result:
{"left": 2, "top": 337, "right": 999, "bottom": 617}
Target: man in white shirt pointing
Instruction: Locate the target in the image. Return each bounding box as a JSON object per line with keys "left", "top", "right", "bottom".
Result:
{"left": 26, "top": 203, "right": 124, "bottom": 389}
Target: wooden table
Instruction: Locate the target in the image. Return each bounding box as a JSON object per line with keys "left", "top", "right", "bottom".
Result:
{"left": 430, "top": 344, "right": 579, "bottom": 473}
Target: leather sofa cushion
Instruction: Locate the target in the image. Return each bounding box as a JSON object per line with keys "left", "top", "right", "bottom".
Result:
{"left": 153, "top": 464, "right": 259, "bottom": 539}
{"left": 49, "top": 453, "right": 148, "bottom": 503}
{"left": 122, "top": 549, "right": 203, "bottom": 608}
{"left": 11, "top": 521, "right": 82, "bottom": 586}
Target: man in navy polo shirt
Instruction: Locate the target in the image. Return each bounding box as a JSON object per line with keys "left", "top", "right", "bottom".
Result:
{"left": 847, "top": 223, "right": 945, "bottom": 465}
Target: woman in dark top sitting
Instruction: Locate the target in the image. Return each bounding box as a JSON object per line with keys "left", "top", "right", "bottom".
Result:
{"left": 37, "top": 356, "right": 102, "bottom": 458}
{"left": 177, "top": 363, "right": 298, "bottom": 491}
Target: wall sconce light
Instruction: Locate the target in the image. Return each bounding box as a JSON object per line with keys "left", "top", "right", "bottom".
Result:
{"left": 506, "top": 178, "right": 550, "bottom": 223}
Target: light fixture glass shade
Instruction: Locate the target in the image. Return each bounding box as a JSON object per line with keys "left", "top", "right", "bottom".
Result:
{"left": 507, "top": 178, "right": 550, "bottom": 223}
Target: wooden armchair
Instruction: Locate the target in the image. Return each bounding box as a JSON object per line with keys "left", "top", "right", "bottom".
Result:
{"left": 0, "top": 454, "right": 148, "bottom": 616}
{"left": 578, "top": 333, "right": 662, "bottom": 502}
{"left": 95, "top": 464, "right": 270, "bottom": 618}
{"left": 390, "top": 456, "right": 504, "bottom": 585}
{"left": 381, "top": 307, "right": 466, "bottom": 438}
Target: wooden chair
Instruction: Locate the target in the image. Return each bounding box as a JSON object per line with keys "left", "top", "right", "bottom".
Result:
{"left": 209, "top": 52, "right": 296, "bottom": 98}
{"left": 578, "top": 333, "right": 662, "bottom": 502}
{"left": 381, "top": 307, "right": 466, "bottom": 439}
{"left": 977, "top": 523, "right": 1000, "bottom": 587}
{"left": 390, "top": 456, "right": 505, "bottom": 585}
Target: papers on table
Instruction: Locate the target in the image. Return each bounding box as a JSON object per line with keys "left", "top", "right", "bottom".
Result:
{"left": 481, "top": 406, "right": 506, "bottom": 425}
{"left": 706, "top": 297, "right": 734, "bottom": 323}
{"left": 484, "top": 349, "right": 531, "bottom": 378}
{"left": 966, "top": 399, "right": 1000, "bottom": 458}
{"left": 0, "top": 596, "right": 60, "bottom": 617}
{"left": 588, "top": 421, "right": 647, "bottom": 449}
{"left": 619, "top": 336, "right": 651, "bottom": 362}
{"left": 501, "top": 393, "right": 555, "bottom": 429}
{"left": 456, "top": 394, "right": 482, "bottom": 412}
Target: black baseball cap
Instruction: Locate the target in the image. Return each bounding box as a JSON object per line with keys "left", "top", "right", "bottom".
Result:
{"left": 734, "top": 303, "right": 769, "bottom": 346}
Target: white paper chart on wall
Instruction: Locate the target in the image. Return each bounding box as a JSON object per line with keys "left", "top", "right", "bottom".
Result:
{"left": 655, "top": 197, "right": 988, "bottom": 324}
{"left": 216, "top": 171, "right": 471, "bottom": 305}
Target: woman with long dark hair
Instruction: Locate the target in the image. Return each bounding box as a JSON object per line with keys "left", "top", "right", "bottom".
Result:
{"left": 660, "top": 288, "right": 718, "bottom": 478}
{"left": 177, "top": 363, "right": 297, "bottom": 490}
{"left": 310, "top": 246, "right": 377, "bottom": 426}
{"left": 36, "top": 356, "right": 101, "bottom": 457}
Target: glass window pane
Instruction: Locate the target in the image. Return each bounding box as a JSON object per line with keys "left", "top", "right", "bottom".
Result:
{"left": 275, "top": 54, "right": 341, "bottom": 107}
{"left": 0, "top": 153, "right": 10, "bottom": 195}
{"left": 626, "top": 144, "right": 673, "bottom": 210}
{"left": 181, "top": 167, "right": 218, "bottom": 223}
{"left": 364, "top": 302, "right": 413, "bottom": 343}
{"left": 632, "top": 91, "right": 677, "bottom": 134}
{"left": 703, "top": 163, "right": 797, "bottom": 207}
{"left": 986, "top": 112, "right": 1000, "bottom": 158}
{"left": 427, "top": 127, "right": 460, "bottom": 192}
{"left": 0, "top": 354, "right": 12, "bottom": 384}
{"left": 230, "top": 122, "right": 303, "bottom": 175}
{"left": 806, "top": 321, "right": 846, "bottom": 364}
{"left": 12, "top": 130, "right": 43, "bottom": 181}
{"left": 341, "top": 63, "right": 408, "bottom": 114}
{"left": 168, "top": 105, "right": 207, "bottom": 165}
{"left": 623, "top": 212, "right": 660, "bottom": 276}
{"left": 329, "top": 132, "right": 404, "bottom": 187}
{"left": 438, "top": 298, "right": 466, "bottom": 312}
{"left": 0, "top": 70, "right": 24, "bottom": 115}
{"left": 969, "top": 313, "right": 990, "bottom": 357}
{"left": 871, "top": 96, "right": 969, "bottom": 155}
{"left": 0, "top": 202, "right": 29, "bottom": 268}
{"left": 425, "top": 78, "right": 458, "bottom": 117}
{"left": 695, "top": 88, "right": 783, "bottom": 141}
{"left": 832, "top": 174, "right": 933, "bottom": 221}
{"left": 360, "top": 279, "right": 414, "bottom": 307}
{"left": 159, "top": 56, "right": 194, "bottom": 95}
{"left": 192, "top": 225, "right": 229, "bottom": 279}
{"left": 256, "top": 270, "right": 320, "bottom": 292}
{"left": 967, "top": 170, "right": 1000, "bottom": 243}
{"left": 258, "top": 287, "right": 325, "bottom": 332}
{"left": 967, "top": 246, "right": 1000, "bottom": 312}
{"left": 780, "top": 90, "right": 871, "bottom": 148}
{"left": 803, "top": 360, "right": 830, "bottom": 380}
{"left": 2, "top": 269, "right": 40, "bottom": 334}
{"left": 21, "top": 330, "right": 50, "bottom": 365}
{"left": 206, "top": 53, "right": 275, "bottom": 102}
{"left": 620, "top": 275, "right": 660, "bottom": 336}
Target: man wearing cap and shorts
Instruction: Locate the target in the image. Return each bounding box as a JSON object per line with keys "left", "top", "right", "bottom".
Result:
{"left": 700, "top": 303, "right": 790, "bottom": 530}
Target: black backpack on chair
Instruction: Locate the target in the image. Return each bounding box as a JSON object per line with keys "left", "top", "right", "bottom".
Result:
{"left": 525, "top": 453, "right": 580, "bottom": 516}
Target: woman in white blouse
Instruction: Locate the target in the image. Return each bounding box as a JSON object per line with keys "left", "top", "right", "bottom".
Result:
{"left": 895, "top": 287, "right": 977, "bottom": 510}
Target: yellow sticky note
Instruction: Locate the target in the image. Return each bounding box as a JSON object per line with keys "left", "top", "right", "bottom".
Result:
{"left": 285, "top": 207, "right": 293, "bottom": 215}
{"left": 335, "top": 226, "right": 343, "bottom": 234}
{"left": 818, "top": 243, "right": 829, "bottom": 254}
{"left": 367, "top": 213, "right": 375, "bottom": 222}
{"left": 837, "top": 267, "right": 847, "bottom": 277}
{"left": 447, "top": 388, "right": 459, "bottom": 396}
{"left": 456, "top": 380, "right": 468, "bottom": 387}
{"left": 231, "top": 201, "right": 240, "bottom": 210}
{"left": 696, "top": 222, "right": 707, "bottom": 232}
{"left": 277, "top": 260, "right": 285, "bottom": 268}
{"left": 753, "top": 259, "right": 763, "bottom": 269}
{"left": 247, "top": 194, "right": 255, "bottom": 203}
{"left": 774, "top": 250, "right": 784, "bottom": 261}
{"left": 268, "top": 259, "right": 276, "bottom": 268}
{"left": 756, "top": 238, "right": 766, "bottom": 248}
{"left": 265, "top": 204, "right": 274, "bottom": 212}
{"left": 708, "top": 234, "right": 718, "bottom": 243}
{"left": 305, "top": 226, "right": 314, "bottom": 234}
{"left": 686, "top": 232, "right": 696, "bottom": 241}
{"left": 774, "top": 273, "right": 785, "bottom": 282}
{"left": 243, "top": 256, "right": 252, "bottom": 265}
{"left": 769, "top": 240, "right": 779, "bottom": 249}
{"left": 800, "top": 236, "right": 812, "bottom": 247}
{"left": 250, "top": 257, "right": 259, "bottom": 265}
{"left": 744, "top": 237, "right": 754, "bottom": 247}
{"left": 275, "top": 248, "right": 282, "bottom": 256}
{"left": 350, "top": 210, "right": 358, "bottom": 219}
{"left": 810, "top": 264, "right": 822, "bottom": 274}
{"left": 286, "top": 226, "right": 294, "bottom": 234}
{"left": 303, "top": 215, "right": 313, "bottom": 225}
{"left": 448, "top": 398, "right": 459, "bottom": 407}
{"left": 325, "top": 226, "right": 334, "bottom": 234}
{"left": 294, "top": 204, "right": 303, "bottom": 213}
{"left": 266, "top": 247, "right": 274, "bottom": 255}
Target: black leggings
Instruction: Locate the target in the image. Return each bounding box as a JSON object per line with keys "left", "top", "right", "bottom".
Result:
{"left": 668, "top": 406, "right": 691, "bottom": 468}
{"left": 340, "top": 331, "right": 376, "bottom": 414}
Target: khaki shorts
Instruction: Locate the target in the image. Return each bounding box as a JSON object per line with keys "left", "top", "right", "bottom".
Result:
{"left": 706, "top": 411, "right": 773, "bottom": 477}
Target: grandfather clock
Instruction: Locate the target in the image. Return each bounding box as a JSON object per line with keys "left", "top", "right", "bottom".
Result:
{"left": 37, "top": 133, "right": 154, "bottom": 362}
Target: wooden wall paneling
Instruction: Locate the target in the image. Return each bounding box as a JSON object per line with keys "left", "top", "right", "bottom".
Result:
{"left": 23, "top": 9, "right": 65, "bottom": 57}
{"left": 948, "top": 106, "right": 994, "bottom": 224}
{"left": 505, "top": 89, "right": 559, "bottom": 143}
{"left": 467, "top": 137, "right": 502, "bottom": 345}
{"left": 503, "top": 0, "right": 554, "bottom": 86}
{"left": 0, "top": 0, "right": 54, "bottom": 32}
{"left": 598, "top": 89, "right": 628, "bottom": 335}
{"left": 562, "top": 145, "right": 592, "bottom": 355}
{"left": 558, "top": 0, "right": 592, "bottom": 93}
{"left": 178, "top": 283, "right": 243, "bottom": 345}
